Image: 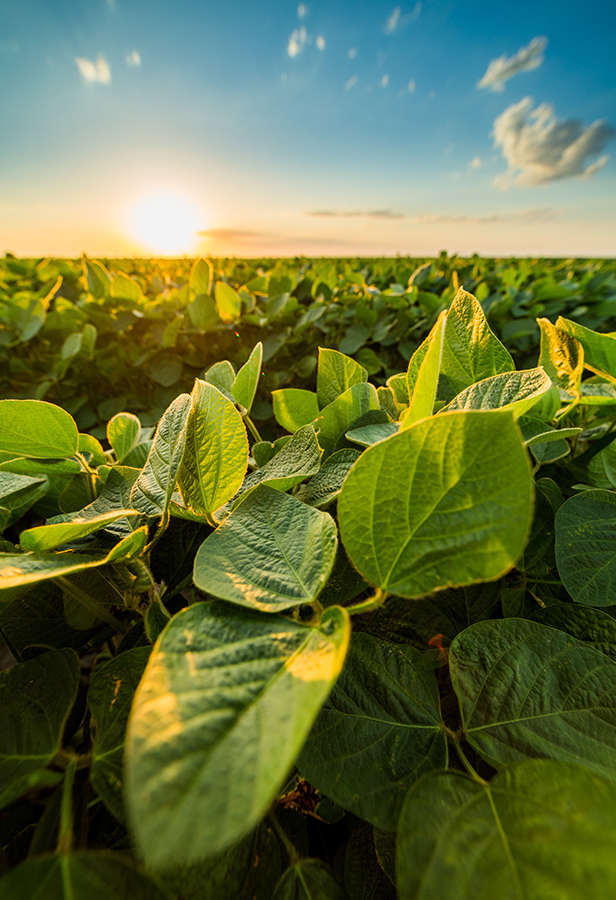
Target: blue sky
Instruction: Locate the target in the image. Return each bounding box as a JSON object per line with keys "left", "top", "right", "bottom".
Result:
{"left": 1, "top": 0, "right": 615, "bottom": 257}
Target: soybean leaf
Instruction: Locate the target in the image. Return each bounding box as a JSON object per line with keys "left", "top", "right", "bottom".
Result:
{"left": 338, "top": 410, "right": 532, "bottom": 597}
{"left": 0, "top": 648, "right": 79, "bottom": 809}
{"left": 397, "top": 760, "right": 616, "bottom": 900}
{"left": 20, "top": 509, "right": 139, "bottom": 553}
{"left": 190, "top": 257, "right": 213, "bottom": 296}
{"left": 346, "top": 422, "right": 400, "bottom": 447}
{"left": 177, "top": 380, "right": 248, "bottom": 521}
{"left": 215, "top": 281, "right": 242, "bottom": 323}
{"left": 193, "top": 485, "right": 337, "bottom": 611}
{"left": 518, "top": 416, "right": 582, "bottom": 447}
{"left": 373, "top": 830, "right": 396, "bottom": 887}
{"left": 450, "top": 618, "right": 616, "bottom": 780}
{"left": 273, "top": 389, "right": 321, "bottom": 433}
{"left": 130, "top": 393, "right": 192, "bottom": 519}
{"left": 0, "top": 399, "right": 78, "bottom": 458}
{"left": 557, "top": 316, "right": 616, "bottom": 384}
{"left": 0, "top": 471, "right": 46, "bottom": 511}
{"left": 78, "top": 432, "right": 106, "bottom": 466}
{"left": 440, "top": 288, "right": 514, "bottom": 395}
{"left": 273, "top": 859, "right": 346, "bottom": 900}
{"left": 402, "top": 310, "right": 446, "bottom": 428}
{"left": 317, "top": 348, "right": 368, "bottom": 409}
{"left": 107, "top": 413, "right": 141, "bottom": 462}
{"left": 314, "top": 383, "right": 380, "bottom": 460}
{"left": 88, "top": 647, "right": 151, "bottom": 821}
{"left": 555, "top": 490, "right": 616, "bottom": 606}
{"left": 0, "top": 457, "right": 80, "bottom": 477}
{"left": 442, "top": 367, "right": 552, "bottom": 418}
{"left": 532, "top": 603, "right": 616, "bottom": 661}
{"left": 588, "top": 441, "right": 616, "bottom": 489}
{"left": 232, "top": 425, "right": 321, "bottom": 503}
{"left": 0, "top": 852, "right": 171, "bottom": 900}
{"left": 125, "top": 601, "right": 349, "bottom": 866}
{"left": 538, "top": 316, "right": 584, "bottom": 398}
{"left": 295, "top": 449, "right": 361, "bottom": 509}
{"left": 204, "top": 360, "right": 236, "bottom": 402}
{"left": 344, "top": 823, "right": 396, "bottom": 900}
{"left": 232, "top": 341, "right": 263, "bottom": 413}
{"left": 298, "top": 633, "right": 447, "bottom": 831}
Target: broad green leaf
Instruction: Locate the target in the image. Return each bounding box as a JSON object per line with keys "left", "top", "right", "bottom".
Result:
{"left": 232, "top": 341, "right": 263, "bottom": 412}
{"left": 397, "top": 760, "right": 616, "bottom": 900}
{"left": 533, "top": 603, "right": 616, "bottom": 661}
{"left": 0, "top": 456, "right": 80, "bottom": 476}
{"left": 78, "top": 432, "right": 106, "bottom": 466}
{"left": 555, "top": 490, "right": 616, "bottom": 606}
{"left": 125, "top": 601, "right": 350, "bottom": 866}
{"left": 0, "top": 399, "right": 78, "bottom": 458}
{"left": 517, "top": 416, "right": 582, "bottom": 447}
{"left": 317, "top": 348, "right": 368, "bottom": 409}
{"left": 295, "top": 448, "right": 361, "bottom": 509}
{"left": 557, "top": 316, "right": 616, "bottom": 384}
{"left": 84, "top": 258, "right": 111, "bottom": 299}
{"left": 579, "top": 382, "right": 616, "bottom": 405}
{"left": 131, "top": 393, "right": 192, "bottom": 519}
{"left": 88, "top": 647, "right": 151, "bottom": 821}
{"left": 232, "top": 425, "right": 321, "bottom": 503}
{"left": 0, "top": 852, "right": 171, "bottom": 900}
{"left": 538, "top": 316, "right": 584, "bottom": 398}
{"left": 188, "top": 293, "right": 220, "bottom": 330}
{"left": 20, "top": 509, "right": 139, "bottom": 552}
{"left": 442, "top": 367, "right": 552, "bottom": 418}
{"left": 44, "top": 467, "right": 142, "bottom": 540}
{"left": 440, "top": 288, "right": 514, "bottom": 395}
{"left": 273, "top": 859, "right": 346, "bottom": 900}
{"left": 298, "top": 633, "right": 447, "bottom": 830}
{"left": 215, "top": 281, "right": 242, "bottom": 323}
{"left": 347, "top": 421, "right": 399, "bottom": 447}
{"left": 373, "top": 830, "right": 396, "bottom": 888}
{"left": 273, "top": 389, "right": 321, "bottom": 433}
{"left": 204, "top": 360, "right": 236, "bottom": 402}
{"left": 111, "top": 271, "right": 141, "bottom": 302}
{"left": 193, "top": 485, "right": 337, "bottom": 611}
{"left": 0, "top": 528, "right": 147, "bottom": 589}
{"left": 252, "top": 435, "right": 292, "bottom": 467}
{"left": 190, "top": 257, "right": 213, "bottom": 296}
{"left": 122, "top": 440, "right": 153, "bottom": 468}
{"left": 177, "top": 380, "right": 248, "bottom": 521}
{"left": 0, "top": 471, "right": 46, "bottom": 509}
{"left": 450, "top": 618, "right": 616, "bottom": 779}
{"left": 338, "top": 410, "right": 532, "bottom": 597}
{"left": 386, "top": 372, "right": 409, "bottom": 406}
{"left": 314, "top": 383, "right": 380, "bottom": 460}
{"left": 402, "top": 310, "right": 446, "bottom": 428}
{"left": 588, "top": 440, "right": 616, "bottom": 489}
{"left": 0, "top": 649, "right": 79, "bottom": 809}
{"left": 107, "top": 412, "right": 141, "bottom": 462}
{"left": 344, "top": 823, "right": 396, "bottom": 900}
{"left": 318, "top": 541, "right": 368, "bottom": 606}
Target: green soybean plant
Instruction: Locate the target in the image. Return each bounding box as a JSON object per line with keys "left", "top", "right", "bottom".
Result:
{"left": 3, "top": 289, "right": 616, "bottom": 899}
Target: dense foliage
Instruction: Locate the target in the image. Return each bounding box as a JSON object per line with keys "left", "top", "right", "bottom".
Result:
{"left": 2, "top": 256, "right": 616, "bottom": 898}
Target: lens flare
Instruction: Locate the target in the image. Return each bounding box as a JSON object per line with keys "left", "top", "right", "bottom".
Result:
{"left": 128, "top": 191, "right": 204, "bottom": 255}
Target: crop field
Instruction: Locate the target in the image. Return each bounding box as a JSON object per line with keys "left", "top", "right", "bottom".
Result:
{"left": 2, "top": 253, "right": 616, "bottom": 899}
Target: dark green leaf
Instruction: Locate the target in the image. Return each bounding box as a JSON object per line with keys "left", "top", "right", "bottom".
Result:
{"left": 556, "top": 490, "right": 616, "bottom": 606}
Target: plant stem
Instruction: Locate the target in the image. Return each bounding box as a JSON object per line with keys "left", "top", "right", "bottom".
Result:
{"left": 245, "top": 415, "right": 263, "bottom": 444}
{"left": 267, "top": 813, "right": 300, "bottom": 864}
{"left": 56, "top": 758, "right": 77, "bottom": 855}
{"left": 346, "top": 588, "right": 389, "bottom": 616}
{"left": 444, "top": 727, "right": 487, "bottom": 786}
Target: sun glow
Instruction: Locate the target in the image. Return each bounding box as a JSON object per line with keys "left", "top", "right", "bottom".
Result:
{"left": 127, "top": 191, "right": 205, "bottom": 255}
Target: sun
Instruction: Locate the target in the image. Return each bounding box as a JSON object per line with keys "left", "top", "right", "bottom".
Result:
{"left": 127, "top": 191, "right": 205, "bottom": 255}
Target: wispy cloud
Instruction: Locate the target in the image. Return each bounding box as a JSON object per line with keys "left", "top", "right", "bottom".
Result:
{"left": 297, "top": 3, "right": 308, "bottom": 17}
{"left": 478, "top": 37, "right": 547, "bottom": 92}
{"left": 288, "top": 26, "right": 308, "bottom": 57}
{"left": 384, "top": 3, "right": 421, "bottom": 34}
{"left": 381, "top": 74, "right": 389, "bottom": 87}
{"left": 75, "top": 54, "right": 111, "bottom": 85}
{"left": 348, "top": 47, "right": 357, "bottom": 59}
{"left": 198, "top": 228, "right": 262, "bottom": 242}
{"left": 316, "top": 35, "right": 325, "bottom": 50}
{"left": 126, "top": 50, "right": 141, "bottom": 67}
{"left": 470, "top": 157, "right": 483, "bottom": 170}
{"left": 493, "top": 97, "right": 614, "bottom": 187}
{"left": 384, "top": 6, "right": 401, "bottom": 33}
{"left": 412, "top": 208, "right": 564, "bottom": 225}
{"left": 307, "top": 210, "right": 404, "bottom": 219}
{"left": 408, "top": 79, "right": 416, "bottom": 93}
{"left": 344, "top": 74, "right": 358, "bottom": 91}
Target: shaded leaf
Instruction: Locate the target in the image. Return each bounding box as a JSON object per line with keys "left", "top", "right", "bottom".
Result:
{"left": 555, "top": 489, "right": 616, "bottom": 606}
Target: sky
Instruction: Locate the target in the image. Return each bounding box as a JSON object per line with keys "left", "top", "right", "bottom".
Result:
{"left": 1, "top": 0, "right": 615, "bottom": 258}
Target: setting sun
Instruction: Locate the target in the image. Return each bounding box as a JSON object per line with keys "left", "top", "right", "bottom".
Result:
{"left": 127, "top": 191, "right": 205, "bottom": 255}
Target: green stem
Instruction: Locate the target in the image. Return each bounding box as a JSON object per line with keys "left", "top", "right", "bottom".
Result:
{"left": 267, "top": 813, "right": 300, "bottom": 864}
{"left": 445, "top": 727, "right": 487, "bottom": 785}
{"left": 76, "top": 452, "right": 98, "bottom": 503}
{"left": 56, "top": 758, "right": 77, "bottom": 855}
{"left": 346, "top": 588, "right": 389, "bottom": 616}
{"left": 245, "top": 415, "right": 263, "bottom": 444}
{"left": 56, "top": 576, "right": 129, "bottom": 635}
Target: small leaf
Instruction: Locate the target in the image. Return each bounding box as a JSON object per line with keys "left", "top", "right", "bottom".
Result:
{"left": 130, "top": 393, "right": 192, "bottom": 519}
{"left": 314, "top": 383, "right": 380, "bottom": 460}
{"left": 232, "top": 424, "right": 321, "bottom": 503}
{"left": 442, "top": 367, "right": 552, "bottom": 418}
{"left": 232, "top": 342, "right": 263, "bottom": 413}
{"left": 273, "top": 859, "right": 346, "bottom": 900}
{"left": 215, "top": 281, "right": 242, "bottom": 323}
{"left": 298, "top": 633, "right": 447, "bottom": 830}
{"left": 555, "top": 490, "right": 616, "bottom": 606}
{"left": 317, "top": 348, "right": 368, "bottom": 409}
{"left": 338, "top": 410, "right": 532, "bottom": 597}
{"left": 107, "top": 413, "right": 142, "bottom": 462}
{"left": 125, "top": 601, "right": 349, "bottom": 866}
{"left": 295, "top": 448, "right": 360, "bottom": 509}
{"left": 190, "top": 258, "right": 213, "bottom": 296}
{"left": 347, "top": 421, "right": 399, "bottom": 447}
{"left": 557, "top": 316, "right": 616, "bottom": 384}
{"left": 402, "top": 310, "right": 446, "bottom": 427}
{"left": 538, "top": 316, "right": 584, "bottom": 398}
{"left": 20, "top": 509, "right": 139, "bottom": 552}
{"left": 194, "top": 484, "right": 337, "bottom": 611}
{"left": 0, "top": 399, "right": 78, "bottom": 458}
{"left": 273, "top": 389, "right": 321, "bottom": 433}
{"left": 204, "top": 360, "right": 236, "bottom": 402}
{"left": 344, "top": 823, "right": 396, "bottom": 900}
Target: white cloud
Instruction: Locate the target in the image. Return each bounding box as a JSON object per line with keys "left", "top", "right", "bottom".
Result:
{"left": 384, "top": 7, "right": 401, "bottom": 34}
{"left": 297, "top": 3, "right": 307, "bottom": 17}
{"left": 287, "top": 26, "right": 307, "bottom": 57}
{"left": 408, "top": 79, "right": 416, "bottom": 92}
{"left": 478, "top": 37, "right": 547, "bottom": 92}
{"left": 126, "top": 50, "right": 140, "bottom": 67}
{"left": 75, "top": 54, "right": 111, "bottom": 85}
{"left": 493, "top": 96, "right": 614, "bottom": 187}
{"left": 381, "top": 73, "right": 389, "bottom": 87}
{"left": 348, "top": 47, "right": 357, "bottom": 59}
{"left": 316, "top": 35, "right": 325, "bottom": 50}
{"left": 470, "top": 157, "right": 482, "bottom": 169}
{"left": 345, "top": 74, "right": 358, "bottom": 91}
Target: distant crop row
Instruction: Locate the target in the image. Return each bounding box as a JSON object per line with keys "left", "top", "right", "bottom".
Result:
{"left": 1, "top": 253, "right": 615, "bottom": 443}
